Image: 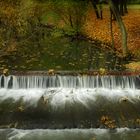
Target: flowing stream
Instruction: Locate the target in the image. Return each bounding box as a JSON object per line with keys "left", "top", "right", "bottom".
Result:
{"left": 0, "top": 75, "right": 140, "bottom": 140}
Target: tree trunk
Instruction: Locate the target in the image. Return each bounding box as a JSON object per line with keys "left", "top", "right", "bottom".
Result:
{"left": 110, "top": 9, "right": 115, "bottom": 48}
{"left": 90, "top": 0, "right": 100, "bottom": 19}
{"left": 120, "top": 0, "right": 124, "bottom": 16}
{"left": 108, "top": 0, "right": 128, "bottom": 57}
{"left": 124, "top": 0, "right": 128, "bottom": 13}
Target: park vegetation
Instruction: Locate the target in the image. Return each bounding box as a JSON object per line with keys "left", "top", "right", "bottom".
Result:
{"left": 0, "top": 0, "right": 140, "bottom": 71}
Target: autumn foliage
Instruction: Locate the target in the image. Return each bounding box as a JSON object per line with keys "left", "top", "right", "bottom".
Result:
{"left": 0, "top": 1, "right": 140, "bottom": 71}
{"left": 84, "top": 7, "right": 140, "bottom": 59}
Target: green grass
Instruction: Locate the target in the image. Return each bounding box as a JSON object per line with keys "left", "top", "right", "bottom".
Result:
{"left": 128, "top": 4, "right": 140, "bottom": 9}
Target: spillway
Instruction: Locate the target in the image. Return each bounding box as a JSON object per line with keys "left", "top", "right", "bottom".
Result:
{"left": 0, "top": 75, "right": 140, "bottom": 129}
{"left": 0, "top": 75, "right": 139, "bottom": 89}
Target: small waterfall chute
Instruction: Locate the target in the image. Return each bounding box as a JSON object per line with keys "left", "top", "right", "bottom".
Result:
{"left": 0, "top": 74, "right": 140, "bottom": 129}
{"left": 0, "top": 75, "right": 139, "bottom": 89}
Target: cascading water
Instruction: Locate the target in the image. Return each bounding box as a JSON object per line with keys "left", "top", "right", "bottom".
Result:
{"left": 0, "top": 74, "right": 140, "bottom": 140}
{"left": 0, "top": 75, "right": 139, "bottom": 89}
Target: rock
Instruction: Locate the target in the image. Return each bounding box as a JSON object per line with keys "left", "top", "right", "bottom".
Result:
{"left": 99, "top": 68, "right": 106, "bottom": 75}
{"left": 38, "top": 95, "right": 49, "bottom": 106}
{"left": 2, "top": 68, "right": 9, "bottom": 76}
{"left": 119, "top": 97, "right": 129, "bottom": 103}
{"left": 100, "top": 115, "right": 116, "bottom": 129}
{"left": 48, "top": 69, "right": 55, "bottom": 75}
{"left": 17, "top": 106, "right": 24, "bottom": 112}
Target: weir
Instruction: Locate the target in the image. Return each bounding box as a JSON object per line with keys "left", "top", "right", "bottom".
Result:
{"left": 0, "top": 75, "right": 140, "bottom": 89}
{"left": 0, "top": 74, "right": 140, "bottom": 129}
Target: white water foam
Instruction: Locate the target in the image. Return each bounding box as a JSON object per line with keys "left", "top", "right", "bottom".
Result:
{"left": 0, "top": 75, "right": 139, "bottom": 109}
{"left": 3, "top": 128, "right": 109, "bottom": 140}
{"left": 1, "top": 128, "right": 139, "bottom": 140}
{"left": 0, "top": 88, "right": 140, "bottom": 108}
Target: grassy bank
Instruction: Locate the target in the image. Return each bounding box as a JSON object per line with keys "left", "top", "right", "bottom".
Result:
{"left": 0, "top": 2, "right": 139, "bottom": 72}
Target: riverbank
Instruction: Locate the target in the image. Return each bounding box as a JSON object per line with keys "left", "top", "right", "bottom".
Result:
{"left": 0, "top": 4, "right": 139, "bottom": 72}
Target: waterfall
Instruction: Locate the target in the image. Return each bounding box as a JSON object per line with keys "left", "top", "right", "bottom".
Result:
{"left": 0, "top": 75, "right": 139, "bottom": 89}
{"left": 0, "top": 74, "right": 140, "bottom": 129}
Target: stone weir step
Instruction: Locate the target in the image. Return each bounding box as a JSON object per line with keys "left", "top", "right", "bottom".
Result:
{"left": 0, "top": 90, "right": 140, "bottom": 129}
{"left": 0, "top": 70, "right": 140, "bottom": 129}
{"left": 0, "top": 70, "right": 140, "bottom": 76}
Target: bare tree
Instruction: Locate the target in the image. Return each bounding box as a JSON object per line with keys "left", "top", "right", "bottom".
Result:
{"left": 109, "top": 0, "right": 128, "bottom": 57}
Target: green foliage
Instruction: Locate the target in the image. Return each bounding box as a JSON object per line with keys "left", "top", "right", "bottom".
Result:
{"left": 0, "top": 0, "right": 21, "bottom": 5}
{"left": 128, "top": 0, "right": 140, "bottom": 4}
{"left": 65, "top": 28, "right": 78, "bottom": 36}
{"left": 0, "top": 0, "right": 139, "bottom": 71}
{"left": 0, "top": 0, "right": 88, "bottom": 51}
{"left": 0, "top": 0, "right": 27, "bottom": 50}
{"left": 51, "top": 29, "right": 64, "bottom": 38}
{"left": 48, "top": 0, "right": 88, "bottom": 34}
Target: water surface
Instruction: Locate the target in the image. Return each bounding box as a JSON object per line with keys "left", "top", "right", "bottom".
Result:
{"left": 0, "top": 128, "right": 140, "bottom": 140}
